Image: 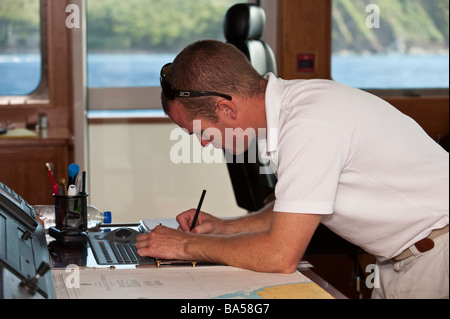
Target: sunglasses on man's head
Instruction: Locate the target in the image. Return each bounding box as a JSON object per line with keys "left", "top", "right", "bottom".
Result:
{"left": 160, "top": 63, "right": 232, "bottom": 101}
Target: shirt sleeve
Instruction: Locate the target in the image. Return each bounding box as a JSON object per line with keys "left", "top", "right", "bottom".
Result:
{"left": 273, "top": 118, "right": 352, "bottom": 214}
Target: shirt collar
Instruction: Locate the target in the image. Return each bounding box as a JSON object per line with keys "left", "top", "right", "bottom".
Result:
{"left": 263, "top": 73, "right": 281, "bottom": 154}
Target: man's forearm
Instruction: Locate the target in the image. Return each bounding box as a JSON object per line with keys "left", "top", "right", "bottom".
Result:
{"left": 186, "top": 210, "right": 321, "bottom": 274}
{"left": 222, "top": 202, "right": 274, "bottom": 234}
{"left": 187, "top": 229, "right": 294, "bottom": 273}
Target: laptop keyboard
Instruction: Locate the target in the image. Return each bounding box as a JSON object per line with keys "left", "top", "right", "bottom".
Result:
{"left": 88, "top": 232, "right": 155, "bottom": 265}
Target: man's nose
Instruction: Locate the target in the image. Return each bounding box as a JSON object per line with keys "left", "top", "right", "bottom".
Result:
{"left": 196, "top": 134, "right": 211, "bottom": 147}
{"left": 200, "top": 138, "right": 211, "bottom": 147}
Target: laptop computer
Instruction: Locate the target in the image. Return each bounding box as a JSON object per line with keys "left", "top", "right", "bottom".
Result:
{"left": 87, "top": 225, "right": 155, "bottom": 265}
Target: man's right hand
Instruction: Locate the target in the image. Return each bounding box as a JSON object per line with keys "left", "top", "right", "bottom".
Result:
{"left": 176, "top": 209, "right": 225, "bottom": 234}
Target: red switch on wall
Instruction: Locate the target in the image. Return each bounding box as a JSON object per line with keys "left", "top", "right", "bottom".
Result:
{"left": 297, "top": 53, "right": 316, "bottom": 73}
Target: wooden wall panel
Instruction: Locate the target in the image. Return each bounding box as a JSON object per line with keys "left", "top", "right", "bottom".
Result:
{"left": 385, "top": 96, "right": 449, "bottom": 141}
{"left": 0, "top": 0, "right": 74, "bottom": 204}
{"left": 0, "top": 128, "right": 72, "bottom": 205}
{"left": 277, "top": 0, "right": 332, "bottom": 80}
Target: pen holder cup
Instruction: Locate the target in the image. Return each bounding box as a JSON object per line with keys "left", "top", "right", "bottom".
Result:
{"left": 53, "top": 193, "right": 88, "bottom": 232}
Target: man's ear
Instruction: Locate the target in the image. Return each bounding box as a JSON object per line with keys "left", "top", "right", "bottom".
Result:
{"left": 216, "top": 99, "right": 237, "bottom": 120}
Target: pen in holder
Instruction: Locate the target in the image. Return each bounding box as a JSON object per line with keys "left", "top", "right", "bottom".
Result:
{"left": 53, "top": 193, "right": 88, "bottom": 233}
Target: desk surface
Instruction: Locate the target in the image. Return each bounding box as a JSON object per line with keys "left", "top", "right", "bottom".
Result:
{"left": 47, "top": 224, "right": 347, "bottom": 299}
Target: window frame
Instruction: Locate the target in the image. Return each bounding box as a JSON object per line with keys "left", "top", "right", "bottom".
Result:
{"left": 0, "top": 0, "right": 49, "bottom": 106}
{"left": 86, "top": 0, "right": 254, "bottom": 111}
{"left": 330, "top": 0, "right": 449, "bottom": 96}
{"left": 364, "top": 88, "right": 449, "bottom": 98}
{"left": 0, "top": 0, "right": 76, "bottom": 126}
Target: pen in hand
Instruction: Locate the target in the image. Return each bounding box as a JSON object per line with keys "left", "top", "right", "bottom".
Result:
{"left": 190, "top": 189, "right": 206, "bottom": 232}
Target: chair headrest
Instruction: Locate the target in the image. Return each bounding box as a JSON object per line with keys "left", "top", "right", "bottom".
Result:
{"left": 224, "top": 4, "right": 266, "bottom": 41}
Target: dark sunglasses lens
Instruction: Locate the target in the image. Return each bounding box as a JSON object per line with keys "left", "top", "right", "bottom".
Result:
{"left": 161, "top": 63, "right": 172, "bottom": 78}
{"left": 160, "top": 63, "right": 175, "bottom": 100}
{"left": 161, "top": 78, "right": 175, "bottom": 100}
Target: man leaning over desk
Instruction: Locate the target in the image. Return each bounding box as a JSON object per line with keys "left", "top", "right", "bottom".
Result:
{"left": 136, "top": 40, "right": 449, "bottom": 299}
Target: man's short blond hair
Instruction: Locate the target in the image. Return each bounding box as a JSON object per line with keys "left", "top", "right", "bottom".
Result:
{"left": 161, "top": 40, "right": 264, "bottom": 122}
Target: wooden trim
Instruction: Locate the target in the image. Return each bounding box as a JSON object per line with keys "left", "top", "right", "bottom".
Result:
{"left": 384, "top": 96, "right": 449, "bottom": 140}
{"left": 0, "top": 0, "right": 74, "bottom": 133}
{"left": 277, "top": 0, "right": 332, "bottom": 80}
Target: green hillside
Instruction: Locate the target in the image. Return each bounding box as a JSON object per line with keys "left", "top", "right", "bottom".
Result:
{"left": 0, "top": 0, "right": 448, "bottom": 54}
{"left": 333, "top": 0, "right": 449, "bottom": 54}
{"left": 86, "top": 0, "right": 236, "bottom": 53}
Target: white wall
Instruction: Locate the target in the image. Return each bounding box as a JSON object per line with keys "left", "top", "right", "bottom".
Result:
{"left": 88, "top": 122, "right": 247, "bottom": 223}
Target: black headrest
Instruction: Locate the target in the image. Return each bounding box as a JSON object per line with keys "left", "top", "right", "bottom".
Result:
{"left": 224, "top": 4, "right": 266, "bottom": 41}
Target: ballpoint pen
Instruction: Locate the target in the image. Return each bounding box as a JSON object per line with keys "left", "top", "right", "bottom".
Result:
{"left": 59, "top": 178, "right": 68, "bottom": 196}
{"left": 81, "top": 171, "right": 86, "bottom": 195}
{"left": 46, "top": 162, "right": 59, "bottom": 195}
{"left": 190, "top": 189, "right": 206, "bottom": 232}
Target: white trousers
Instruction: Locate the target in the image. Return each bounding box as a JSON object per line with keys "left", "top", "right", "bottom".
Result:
{"left": 372, "top": 232, "right": 449, "bottom": 299}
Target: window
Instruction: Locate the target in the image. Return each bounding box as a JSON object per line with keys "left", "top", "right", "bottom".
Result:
{"left": 332, "top": 0, "right": 449, "bottom": 89}
{"left": 0, "top": 0, "right": 41, "bottom": 96}
{"left": 87, "top": 0, "right": 242, "bottom": 90}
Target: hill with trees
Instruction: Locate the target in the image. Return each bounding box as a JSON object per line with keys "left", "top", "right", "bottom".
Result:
{"left": 0, "top": 0, "right": 448, "bottom": 54}
{"left": 333, "top": 0, "right": 449, "bottom": 54}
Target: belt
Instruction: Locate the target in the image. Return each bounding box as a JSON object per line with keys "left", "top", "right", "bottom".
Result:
{"left": 392, "top": 224, "right": 449, "bottom": 262}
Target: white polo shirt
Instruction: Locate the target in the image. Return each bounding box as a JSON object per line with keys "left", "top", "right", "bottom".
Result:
{"left": 260, "top": 73, "right": 449, "bottom": 261}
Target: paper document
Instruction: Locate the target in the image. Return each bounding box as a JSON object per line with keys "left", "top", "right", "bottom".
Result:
{"left": 141, "top": 218, "right": 180, "bottom": 231}
{"left": 52, "top": 265, "right": 334, "bottom": 299}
